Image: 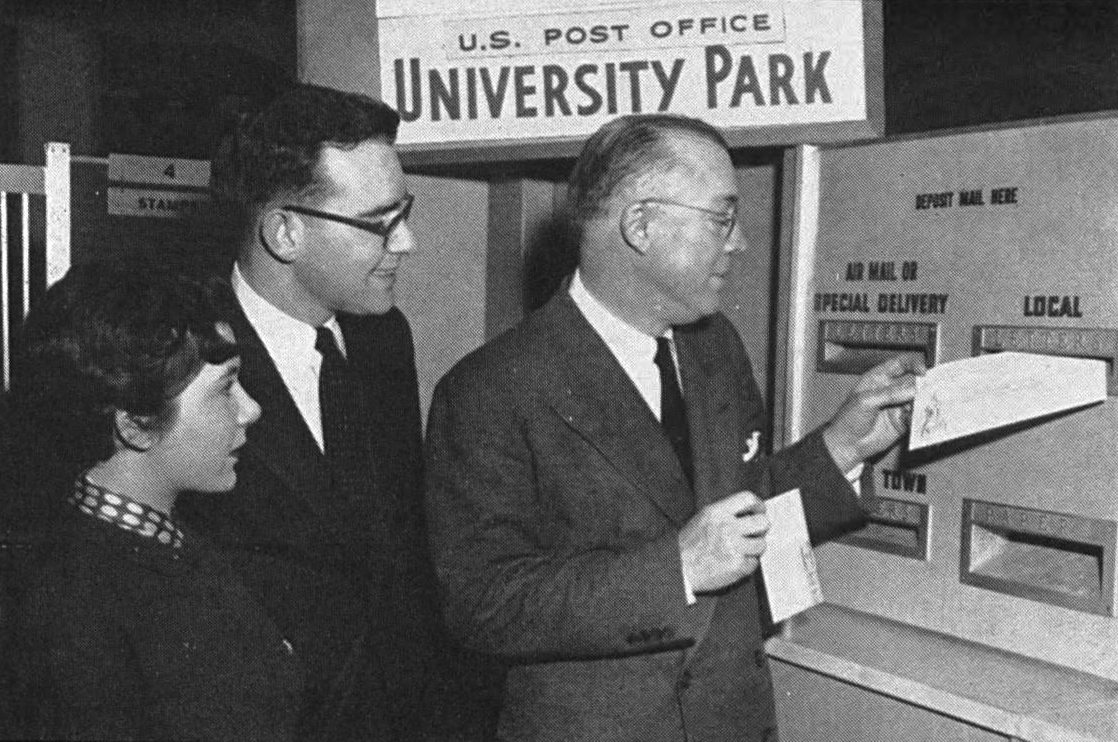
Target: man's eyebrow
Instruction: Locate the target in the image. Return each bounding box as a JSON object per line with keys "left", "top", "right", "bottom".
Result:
{"left": 356, "top": 195, "right": 410, "bottom": 219}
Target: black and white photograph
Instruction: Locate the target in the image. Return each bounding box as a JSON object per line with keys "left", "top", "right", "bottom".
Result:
{"left": 0, "top": 1, "right": 1115, "bottom": 740}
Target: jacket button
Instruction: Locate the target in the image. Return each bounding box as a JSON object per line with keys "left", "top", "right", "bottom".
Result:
{"left": 754, "top": 649, "right": 766, "bottom": 668}
{"left": 677, "top": 670, "right": 692, "bottom": 692}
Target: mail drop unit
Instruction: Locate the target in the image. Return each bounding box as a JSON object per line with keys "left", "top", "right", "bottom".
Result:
{"left": 771, "top": 114, "right": 1118, "bottom": 741}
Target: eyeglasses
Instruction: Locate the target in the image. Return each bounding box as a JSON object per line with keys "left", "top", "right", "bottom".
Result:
{"left": 282, "top": 193, "right": 414, "bottom": 238}
{"left": 638, "top": 198, "right": 737, "bottom": 240}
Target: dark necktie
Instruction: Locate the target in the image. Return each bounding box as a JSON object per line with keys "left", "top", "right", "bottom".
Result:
{"left": 654, "top": 336, "right": 694, "bottom": 488}
{"left": 316, "top": 326, "right": 366, "bottom": 500}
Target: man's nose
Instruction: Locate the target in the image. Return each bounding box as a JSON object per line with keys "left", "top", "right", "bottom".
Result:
{"left": 387, "top": 221, "right": 415, "bottom": 254}
{"left": 725, "top": 227, "right": 747, "bottom": 254}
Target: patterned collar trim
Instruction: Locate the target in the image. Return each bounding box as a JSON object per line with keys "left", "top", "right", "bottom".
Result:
{"left": 69, "top": 475, "right": 184, "bottom": 549}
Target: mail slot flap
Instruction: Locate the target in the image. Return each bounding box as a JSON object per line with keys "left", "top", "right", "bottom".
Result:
{"left": 972, "top": 325, "right": 1118, "bottom": 396}
{"left": 840, "top": 494, "right": 931, "bottom": 561}
{"left": 961, "top": 499, "right": 1117, "bottom": 617}
{"left": 818, "top": 320, "right": 938, "bottom": 375}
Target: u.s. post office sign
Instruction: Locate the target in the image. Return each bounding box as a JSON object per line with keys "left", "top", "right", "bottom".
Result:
{"left": 301, "top": 0, "right": 882, "bottom": 157}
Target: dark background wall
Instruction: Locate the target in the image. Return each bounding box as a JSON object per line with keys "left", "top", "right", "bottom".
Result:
{"left": 0, "top": 0, "right": 297, "bottom": 163}
{"left": 886, "top": 0, "right": 1118, "bottom": 135}
{"left": 2, "top": 0, "right": 1117, "bottom": 161}
{"left": 0, "top": 10, "right": 16, "bottom": 163}
{"left": 0, "top": 0, "right": 299, "bottom": 275}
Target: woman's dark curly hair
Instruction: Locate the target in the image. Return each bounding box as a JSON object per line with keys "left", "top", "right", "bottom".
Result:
{"left": 6, "top": 260, "right": 238, "bottom": 487}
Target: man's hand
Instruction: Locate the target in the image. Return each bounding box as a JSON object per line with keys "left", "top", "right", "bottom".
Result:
{"left": 679, "top": 491, "right": 769, "bottom": 594}
{"left": 822, "top": 354, "right": 925, "bottom": 473}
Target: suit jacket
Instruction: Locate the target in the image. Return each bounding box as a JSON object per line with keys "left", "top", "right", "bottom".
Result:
{"left": 8, "top": 510, "right": 303, "bottom": 741}
{"left": 178, "top": 297, "right": 481, "bottom": 742}
{"left": 425, "top": 288, "right": 866, "bottom": 742}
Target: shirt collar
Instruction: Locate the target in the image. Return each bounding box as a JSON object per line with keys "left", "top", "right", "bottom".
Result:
{"left": 569, "top": 270, "right": 668, "bottom": 359}
{"left": 232, "top": 263, "right": 345, "bottom": 359}
{"left": 71, "top": 474, "right": 184, "bottom": 549}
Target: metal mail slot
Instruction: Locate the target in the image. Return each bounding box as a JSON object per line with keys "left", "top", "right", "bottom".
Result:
{"left": 960, "top": 499, "right": 1116, "bottom": 616}
{"left": 841, "top": 494, "right": 930, "bottom": 560}
{"left": 972, "top": 325, "right": 1118, "bottom": 396}
{"left": 818, "top": 320, "right": 938, "bottom": 375}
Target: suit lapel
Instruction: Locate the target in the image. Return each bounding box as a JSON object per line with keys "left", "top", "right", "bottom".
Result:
{"left": 333, "top": 315, "right": 393, "bottom": 549}
{"left": 540, "top": 293, "right": 696, "bottom": 527}
{"left": 228, "top": 302, "right": 336, "bottom": 525}
{"left": 674, "top": 322, "right": 754, "bottom": 656}
{"left": 336, "top": 314, "right": 377, "bottom": 491}
{"left": 675, "top": 327, "right": 741, "bottom": 509}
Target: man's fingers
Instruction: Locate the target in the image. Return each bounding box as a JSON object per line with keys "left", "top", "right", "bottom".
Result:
{"left": 718, "top": 490, "right": 764, "bottom": 516}
{"left": 883, "top": 353, "right": 927, "bottom": 378}
{"left": 858, "top": 380, "right": 917, "bottom": 410}
{"left": 887, "top": 403, "right": 914, "bottom": 434}
{"left": 859, "top": 354, "right": 927, "bottom": 390}
{"left": 741, "top": 536, "right": 767, "bottom": 558}
{"left": 737, "top": 513, "right": 770, "bottom": 537}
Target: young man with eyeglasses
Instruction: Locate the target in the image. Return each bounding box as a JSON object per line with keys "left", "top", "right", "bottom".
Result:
{"left": 178, "top": 84, "right": 493, "bottom": 742}
{"left": 424, "top": 113, "right": 923, "bottom": 742}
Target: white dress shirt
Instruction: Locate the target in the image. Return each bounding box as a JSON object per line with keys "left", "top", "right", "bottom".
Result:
{"left": 232, "top": 264, "right": 344, "bottom": 452}
{"left": 568, "top": 270, "right": 678, "bottom": 421}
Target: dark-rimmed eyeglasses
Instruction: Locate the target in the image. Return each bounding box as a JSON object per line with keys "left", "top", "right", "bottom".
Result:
{"left": 638, "top": 198, "right": 737, "bottom": 240}
{"left": 282, "top": 193, "right": 414, "bottom": 238}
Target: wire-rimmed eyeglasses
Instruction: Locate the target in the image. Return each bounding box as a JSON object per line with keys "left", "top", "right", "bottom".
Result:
{"left": 637, "top": 198, "right": 737, "bottom": 240}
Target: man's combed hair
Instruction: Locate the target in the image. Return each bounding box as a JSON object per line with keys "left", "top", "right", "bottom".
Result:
{"left": 8, "top": 259, "right": 238, "bottom": 483}
{"left": 210, "top": 84, "right": 401, "bottom": 213}
{"left": 566, "top": 114, "right": 731, "bottom": 231}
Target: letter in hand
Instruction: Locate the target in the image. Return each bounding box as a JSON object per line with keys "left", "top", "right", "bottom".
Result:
{"left": 822, "top": 353, "right": 925, "bottom": 473}
{"left": 679, "top": 491, "right": 770, "bottom": 594}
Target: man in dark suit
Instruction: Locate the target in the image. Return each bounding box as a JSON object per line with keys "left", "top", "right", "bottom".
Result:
{"left": 178, "top": 84, "right": 487, "bottom": 742}
{"left": 425, "top": 114, "right": 922, "bottom": 742}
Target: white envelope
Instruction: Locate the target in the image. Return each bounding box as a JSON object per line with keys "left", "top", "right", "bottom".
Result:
{"left": 761, "top": 488, "right": 823, "bottom": 623}
{"left": 909, "top": 352, "right": 1107, "bottom": 450}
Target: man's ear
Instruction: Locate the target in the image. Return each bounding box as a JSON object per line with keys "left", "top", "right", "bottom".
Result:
{"left": 114, "top": 409, "right": 159, "bottom": 452}
{"left": 258, "top": 209, "right": 302, "bottom": 264}
{"left": 619, "top": 202, "right": 653, "bottom": 255}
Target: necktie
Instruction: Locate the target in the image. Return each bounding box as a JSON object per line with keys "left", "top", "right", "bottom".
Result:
{"left": 654, "top": 336, "right": 694, "bottom": 488}
{"left": 316, "top": 326, "right": 365, "bottom": 500}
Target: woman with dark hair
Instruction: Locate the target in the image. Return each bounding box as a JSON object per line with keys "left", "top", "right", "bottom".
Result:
{"left": 4, "top": 261, "right": 303, "bottom": 741}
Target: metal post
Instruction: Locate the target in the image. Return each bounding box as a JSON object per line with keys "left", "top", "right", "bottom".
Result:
{"left": 43, "top": 142, "right": 71, "bottom": 288}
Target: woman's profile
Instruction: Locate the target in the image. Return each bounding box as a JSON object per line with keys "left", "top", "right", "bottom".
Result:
{"left": 4, "top": 261, "right": 303, "bottom": 740}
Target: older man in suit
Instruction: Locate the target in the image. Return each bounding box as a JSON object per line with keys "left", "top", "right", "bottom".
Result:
{"left": 177, "top": 84, "right": 490, "bottom": 742}
{"left": 425, "top": 113, "right": 922, "bottom": 742}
